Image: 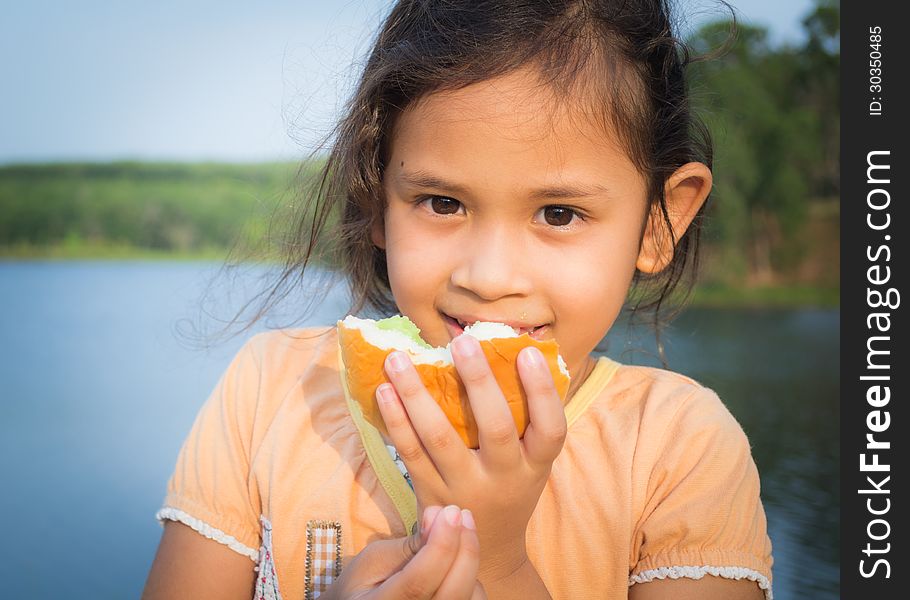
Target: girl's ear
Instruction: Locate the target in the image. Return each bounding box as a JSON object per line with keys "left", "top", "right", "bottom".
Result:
{"left": 371, "top": 219, "right": 386, "bottom": 250}
{"left": 636, "top": 162, "right": 713, "bottom": 274}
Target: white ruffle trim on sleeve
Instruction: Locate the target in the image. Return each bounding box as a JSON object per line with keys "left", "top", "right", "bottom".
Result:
{"left": 629, "top": 565, "right": 773, "bottom": 600}
{"left": 155, "top": 507, "right": 259, "bottom": 562}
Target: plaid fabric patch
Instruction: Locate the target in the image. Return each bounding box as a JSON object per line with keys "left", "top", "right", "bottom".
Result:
{"left": 255, "top": 516, "right": 283, "bottom": 600}
{"left": 305, "top": 520, "right": 343, "bottom": 599}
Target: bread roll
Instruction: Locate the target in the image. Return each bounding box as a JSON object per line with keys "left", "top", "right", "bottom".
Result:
{"left": 338, "top": 315, "right": 570, "bottom": 448}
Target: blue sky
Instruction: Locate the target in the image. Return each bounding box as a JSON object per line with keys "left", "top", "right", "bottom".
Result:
{"left": 1, "top": 0, "right": 817, "bottom": 164}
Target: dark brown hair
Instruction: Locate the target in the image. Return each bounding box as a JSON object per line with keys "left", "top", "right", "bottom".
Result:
{"left": 217, "top": 0, "right": 718, "bottom": 349}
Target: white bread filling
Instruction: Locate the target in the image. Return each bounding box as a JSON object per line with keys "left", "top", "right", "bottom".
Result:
{"left": 341, "top": 315, "right": 569, "bottom": 376}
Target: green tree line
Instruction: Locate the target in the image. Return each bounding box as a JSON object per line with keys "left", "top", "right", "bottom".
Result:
{"left": 688, "top": 0, "right": 839, "bottom": 289}
{"left": 0, "top": 162, "right": 305, "bottom": 258}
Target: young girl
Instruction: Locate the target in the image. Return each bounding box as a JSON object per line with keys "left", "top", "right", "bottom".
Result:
{"left": 143, "top": 1, "right": 773, "bottom": 598}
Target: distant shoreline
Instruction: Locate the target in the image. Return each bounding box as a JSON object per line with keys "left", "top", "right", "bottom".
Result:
{"left": 689, "top": 283, "right": 839, "bottom": 309}
{"left": 0, "top": 242, "right": 229, "bottom": 262}
{"left": 1, "top": 248, "right": 839, "bottom": 309}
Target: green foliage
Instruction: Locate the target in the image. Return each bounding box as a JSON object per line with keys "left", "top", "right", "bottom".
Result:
{"left": 688, "top": 0, "right": 839, "bottom": 285}
{"left": 0, "top": 162, "right": 302, "bottom": 257}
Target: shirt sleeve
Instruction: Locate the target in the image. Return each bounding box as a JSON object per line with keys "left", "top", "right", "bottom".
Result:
{"left": 154, "top": 336, "right": 264, "bottom": 560}
{"left": 629, "top": 388, "right": 773, "bottom": 596}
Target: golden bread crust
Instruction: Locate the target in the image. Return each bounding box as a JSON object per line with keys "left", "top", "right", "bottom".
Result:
{"left": 338, "top": 324, "right": 570, "bottom": 448}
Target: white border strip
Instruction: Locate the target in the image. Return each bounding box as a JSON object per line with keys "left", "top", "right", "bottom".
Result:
{"left": 629, "top": 565, "right": 772, "bottom": 600}
{"left": 156, "top": 507, "right": 258, "bottom": 562}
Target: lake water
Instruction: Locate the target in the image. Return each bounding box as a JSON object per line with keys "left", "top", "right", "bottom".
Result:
{"left": 0, "top": 261, "right": 839, "bottom": 598}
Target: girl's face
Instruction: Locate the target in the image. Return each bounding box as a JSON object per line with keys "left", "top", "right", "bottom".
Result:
{"left": 375, "top": 68, "right": 651, "bottom": 394}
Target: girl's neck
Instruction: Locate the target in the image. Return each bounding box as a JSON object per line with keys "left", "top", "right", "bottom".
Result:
{"left": 565, "top": 354, "right": 598, "bottom": 405}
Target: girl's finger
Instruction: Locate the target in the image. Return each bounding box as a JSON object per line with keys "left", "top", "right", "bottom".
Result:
{"left": 430, "top": 509, "right": 481, "bottom": 599}
{"left": 375, "top": 382, "right": 441, "bottom": 490}
{"left": 471, "top": 581, "right": 489, "bottom": 600}
{"left": 450, "top": 335, "right": 521, "bottom": 468}
{"left": 516, "top": 346, "right": 568, "bottom": 466}
{"left": 419, "top": 505, "right": 444, "bottom": 546}
{"left": 383, "top": 351, "right": 470, "bottom": 481}
{"left": 378, "top": 505, "right": 464, "bottom": 599}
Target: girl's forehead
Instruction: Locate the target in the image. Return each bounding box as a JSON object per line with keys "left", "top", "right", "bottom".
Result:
{"left": 384, "top": 69, "right": 646, "bottom": 202}
{"left": 388, "top": 68, "right": 632, "bottom": 172}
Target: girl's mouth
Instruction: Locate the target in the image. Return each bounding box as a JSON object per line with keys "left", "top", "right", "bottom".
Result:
{"left": 443, "top": 313, "right": 548, "bottom": 339}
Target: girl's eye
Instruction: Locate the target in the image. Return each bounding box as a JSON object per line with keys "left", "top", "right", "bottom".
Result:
{"left": 538, "top": 206, "right": 581, "bottom": 228}
{"left": 417, "top": 196, "right": 583, "bottom": 228}
{"left": 419, "top": 196, "right": 463, "bottom": 215}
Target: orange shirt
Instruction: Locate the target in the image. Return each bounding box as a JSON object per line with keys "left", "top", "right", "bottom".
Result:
{"left": 156, "top": 327, "right": 773, "bottom": 599}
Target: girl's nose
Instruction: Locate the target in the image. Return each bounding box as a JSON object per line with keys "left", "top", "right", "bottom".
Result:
{"left": 449, "top": 225, "right": 534, "bottom": 301}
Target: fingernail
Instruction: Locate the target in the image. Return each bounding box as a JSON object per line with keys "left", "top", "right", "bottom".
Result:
{"left": 443, "top": 504, "right": 461, "bottom": 526}
{"left": 422, "top": 506, "right": 441, "bottom": 535}
{"left": 461, "top": 509, "right": 476, "bottom": 530}
{"left": 376, "top": 384, "right": 396, "bottom": 406}
{"left": 386, "top": 351, "right": 409, "bottom": 373}
{"left": 453, "top": 335, "right": 478, "bottom": 357}
{"left": 522, "top": 346, "right": 543, "bottom": 368}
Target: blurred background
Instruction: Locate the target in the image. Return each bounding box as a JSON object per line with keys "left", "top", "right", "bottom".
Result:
{"left": 0, "top": 0, "right": 839, "bottom": 597}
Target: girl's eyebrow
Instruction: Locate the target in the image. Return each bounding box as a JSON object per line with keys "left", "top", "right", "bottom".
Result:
{"left": 396, "top": 169, "right": 612, "bottom": 200}
{"left": 397, "top": 170, "right": 470, "bottom": 195}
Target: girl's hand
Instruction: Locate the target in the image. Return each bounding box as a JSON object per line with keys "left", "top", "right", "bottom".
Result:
{"left": 377, "top": 335, "right": 568, "bottom": 583}
{"left": 322, "top": 504, "right": 487, "bottom": 600}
